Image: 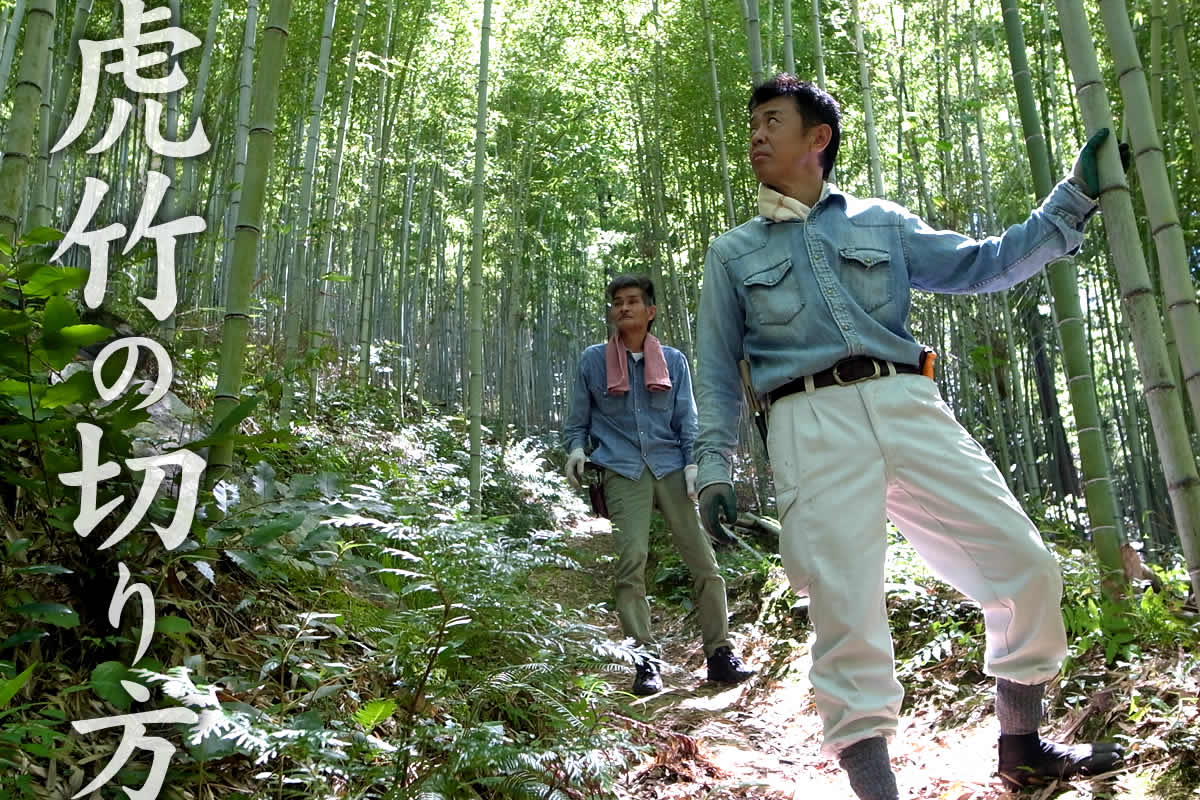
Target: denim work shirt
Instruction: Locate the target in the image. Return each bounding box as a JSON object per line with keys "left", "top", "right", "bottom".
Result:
{"left": 563, "top": 343, "right": 698, "bottom": 481}
{"left": 694, "top": 177, "right": 1099, "bottom": 491}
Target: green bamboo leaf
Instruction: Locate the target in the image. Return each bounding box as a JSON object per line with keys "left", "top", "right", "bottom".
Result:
{"left": 17, "top": 227, "right": 65, "bottom": 246}
{"left": 14, "top": 603, "right": 79, "bottom": 628}
{"left": 0, "top": 379, "right": 42, "bottom": 398}
{"left": 154, "top": 616, "right": 192, "bottom": 635}
{"left": 185, "top": 395, "right": 262, "bottom": 449}
{"left": 0, "top": 631, "right": 48, "bottom": 651}
{"left": 225, "top": 549, "right": 269, "bottom": 578}
{"left": 40, "top": 370, "right": 99, "bottom": 409}
{"left": 90, "top": 661, "right": 134, "bottom": 710}
{"left": 11, "top": 564, "right": 73, "bottom": 575}
{"left": 39, "top": 297, "right": 83, "bottom": 369}
{"left": 21, "top": 266, "right": 88, "bottom": 297}
{"left": 0, "top": 663, "right": 37, "bottom": 708}
{"left": 246, "top": 512, "right": 306, "bottom": 547}
{"left": 353, "top": 698, "right": 396, "bottom": 730}
{"left": 0, "top": 309, "right": 32, "bottom": 335}
{"left": 54, "top": 324, "right": 111, "bottom": 347}
{"left": 41, "top": 296, "right": 78, "bottom": 336}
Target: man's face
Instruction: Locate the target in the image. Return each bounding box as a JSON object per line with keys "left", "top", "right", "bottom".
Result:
{"left": 609, "top": 287, "right": 655, "bottom": 335}
{"left": 749, "top": 96, "right": 826, "bottom": 186}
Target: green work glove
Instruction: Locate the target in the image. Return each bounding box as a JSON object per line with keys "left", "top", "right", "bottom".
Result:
{"left": 698, "top": 482, "right": 738, "bottom": 542}
{"left": 1071, "top": 127, "right": 1132, "bottom": 199}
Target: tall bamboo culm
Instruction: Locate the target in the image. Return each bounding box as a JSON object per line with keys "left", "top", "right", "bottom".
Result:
{"left": 279, "top": 0, "right": 337, "bottom": 428}
{"left": 468, "top": 0, "right": 493, "bottom": 517}
{"left": 1055, "top": 0, "right": 1200, "bottom": 602}
{"left": 1097, "top": 0, "right": 1200, "bottom": 429}
{"left": 999, "top": 0, "right": 1128, "bottom": 596}
{"left": 0, "top": 0, "right": 53, "bottom": 251}
{"left": 208, "top": 0, "right": 293, "bottom": 485}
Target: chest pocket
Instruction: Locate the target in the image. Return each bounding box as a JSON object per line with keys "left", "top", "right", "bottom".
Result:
{"left": 597, "top": 388, "right": 627, "bottom": 417}
{"left": 648, "top": 387, "right": 672, "bottom": 411}
{"left": 838, "top": 246, "right": 893, "bottom": 313}
{"left": 744, "top": 257, "right": 804, "bottom": 326}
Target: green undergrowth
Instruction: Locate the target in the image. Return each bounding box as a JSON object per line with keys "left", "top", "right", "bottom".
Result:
{"left": 1, "top": 372, "right": 654, "bottom": 798}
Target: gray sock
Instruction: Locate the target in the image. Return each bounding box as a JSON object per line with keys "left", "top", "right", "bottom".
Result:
{"left": 995, "top": 678, "right": 1046, "bottom": 735}
{"left": 838, "top": 736, "right": 899, "bottom": 800}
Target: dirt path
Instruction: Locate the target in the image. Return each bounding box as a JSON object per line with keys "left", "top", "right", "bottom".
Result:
{"left": 542, "top": 518, "right": 1175, "bottom": 800}
{"left": 609, "top": 598, "right": 1015, "bottom": 800}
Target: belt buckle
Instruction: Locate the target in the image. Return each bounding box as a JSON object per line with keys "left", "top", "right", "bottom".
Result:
{"left": 832, "top": 358, "right": 880, "bottom": 386}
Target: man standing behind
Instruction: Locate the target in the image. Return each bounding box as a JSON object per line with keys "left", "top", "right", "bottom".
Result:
{"left": 694, "top": 75, "right": 1124, "bottom": 797}
{"left": 564, "top": 275, "right": 753, "bottom": 696}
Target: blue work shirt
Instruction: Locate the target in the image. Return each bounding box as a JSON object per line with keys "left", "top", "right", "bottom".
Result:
{"left": 694, "top": 177, "right": 1099, "bottom": 491}
{"left": 563, "top": 343, "right": 698, "bottom": 480}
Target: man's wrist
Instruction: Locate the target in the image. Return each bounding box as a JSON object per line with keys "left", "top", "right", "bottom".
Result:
{"left": 696, "top": 479, "right": 733, "bottom": 496}
{"left": 1066, "top": 174, "right": 1096, "bottom": 201}
{"left": 696, "top": 453, "right": 732, "bottom": 491}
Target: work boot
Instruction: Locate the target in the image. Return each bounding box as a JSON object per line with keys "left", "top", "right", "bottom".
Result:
{"left": 631, "top": 660, "right": 662, "bottom": 696}
{"left": 997, "top": 733, "right": 1124, "bottom": 789}
{"left": 706, "top": 645, "right": 755, "bottom": 684}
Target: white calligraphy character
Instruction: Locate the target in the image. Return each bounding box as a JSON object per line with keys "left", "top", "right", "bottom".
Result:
{"left": 71, "top": 706, "right": 199, "bottom": 800}
{"left": 51, "top": 172, "right": 205, "bottom": 320}
{"left": 53, "top": 0, "right": 209, "bottom": 157}
{"left": 58, "top": 423, "right": 205, "bottom": 551}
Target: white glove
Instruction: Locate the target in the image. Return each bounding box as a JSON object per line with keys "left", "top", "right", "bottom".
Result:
{"left": 566, "top": 447, "right": 586, "bottom": 488}
{"left": 685, "top": 464, "right": 698, "bottom": 501}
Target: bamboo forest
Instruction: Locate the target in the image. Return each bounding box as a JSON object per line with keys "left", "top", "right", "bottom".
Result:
{"left": 1, "top": 0, "right": 1199, "bottom": 796}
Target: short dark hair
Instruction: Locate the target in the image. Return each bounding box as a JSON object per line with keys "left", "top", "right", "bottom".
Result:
{"left": 748, "top": 74, "right": 841, "bottom": 180}
{"left": 607, "top": 274, "right": 656, "bottom": 331}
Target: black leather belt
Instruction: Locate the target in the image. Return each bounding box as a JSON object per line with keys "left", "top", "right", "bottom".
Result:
{"left": 768, "top": 356, "right": 920, "bottom": 404}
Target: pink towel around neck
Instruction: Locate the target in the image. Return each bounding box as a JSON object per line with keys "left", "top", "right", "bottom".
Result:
{"left": 606, "top": 334, "right": 672, "bottom": 395}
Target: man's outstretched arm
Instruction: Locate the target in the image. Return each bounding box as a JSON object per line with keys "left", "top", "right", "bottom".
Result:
{"left": 905, "top": 131, "right": 1128, "bottom": 295}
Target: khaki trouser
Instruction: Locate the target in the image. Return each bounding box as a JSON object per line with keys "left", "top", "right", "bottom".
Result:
{"left": 768, "top": 374, "right": 1067, "bottom": 756}
{"left": 603, "top": 467, "right": 732, "bottom": 657}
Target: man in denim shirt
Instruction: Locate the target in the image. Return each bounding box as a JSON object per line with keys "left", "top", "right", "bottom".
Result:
{"left": 564, "top": 275, "right": 753, "bottom": 696}
{"left": 694, "top": 76, "right": 1124, "bottom": 797}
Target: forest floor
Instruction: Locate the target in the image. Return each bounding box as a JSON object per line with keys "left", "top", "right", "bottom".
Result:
{"left": 531, "top": 514, "right": 1200, "bottom": 800}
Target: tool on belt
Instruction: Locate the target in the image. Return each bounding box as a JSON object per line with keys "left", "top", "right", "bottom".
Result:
{"left": 582, "top": 461, "right": 609, "bottom": 519}
{"left": 739, "top": 359, "right": 769, "bottom": 454}
{"left": 919, "top": 346, "right": 937, "bottom": 379}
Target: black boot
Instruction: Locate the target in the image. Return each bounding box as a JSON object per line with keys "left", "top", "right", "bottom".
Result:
{"left": 631, "top": 660, "right": 662, "bottom": 696}
{"left": 997, "top": 732, "right": 1124, "bottom": 789}
{"left": 706, "top": 645, "right": 755, "bottom": 684}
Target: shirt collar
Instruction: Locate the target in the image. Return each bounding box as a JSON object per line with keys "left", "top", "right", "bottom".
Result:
{"left": 758, "top": 181, "right": 841, "bottom": 222}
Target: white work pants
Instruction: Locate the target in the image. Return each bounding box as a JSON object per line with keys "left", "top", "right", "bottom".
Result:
{"left": 767, "top": 373, "right": 1067, "bottom": 756}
